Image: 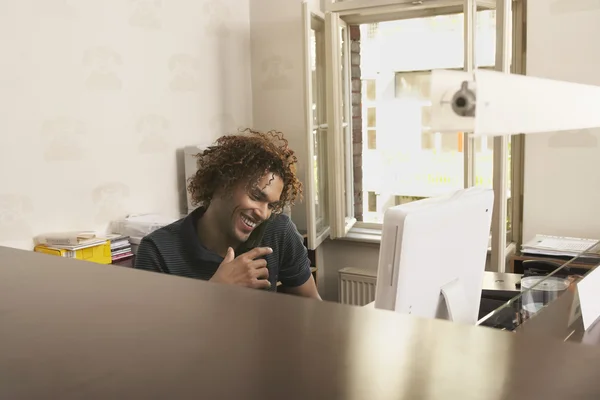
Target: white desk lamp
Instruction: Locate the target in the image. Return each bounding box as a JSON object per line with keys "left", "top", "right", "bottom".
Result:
{"left": 430, "top": 69, "right": 600, "bottom": 136}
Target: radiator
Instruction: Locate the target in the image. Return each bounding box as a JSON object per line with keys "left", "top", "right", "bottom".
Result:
{"left": 338, "top": 267, "right": 377, "bottom": 306}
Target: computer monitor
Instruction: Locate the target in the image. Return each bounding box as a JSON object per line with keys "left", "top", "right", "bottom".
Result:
{"left": 374, "top": 187, "right": 494, "bottom": 325}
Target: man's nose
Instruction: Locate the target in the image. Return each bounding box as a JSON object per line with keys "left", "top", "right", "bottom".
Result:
{"left": 255, "top": 203, "right": 269, "bottom": 221}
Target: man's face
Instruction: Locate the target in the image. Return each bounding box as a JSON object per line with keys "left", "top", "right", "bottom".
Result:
{"left": 213, "top": 172, "right": 284, "bottom": 244}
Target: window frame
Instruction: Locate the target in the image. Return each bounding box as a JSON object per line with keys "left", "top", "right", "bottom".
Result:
{"left": 489, "top": 0, "right": 511, "bottom": 272}
{"left": 325, "top": 0, "right": 497, "bottom": 24}
{"left": 508, "top": 0, "right": 526, "bottom": 250}
{"left": 302, "top": 3, "right": 331, "bottom": 250}
{"left": 325, "top": 11, "right": 357, "bottom": 239}
{"left": 314, "top": 0, "right": 525, "bottom": 268}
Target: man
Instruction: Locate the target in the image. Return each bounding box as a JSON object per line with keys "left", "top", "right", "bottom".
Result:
{"left": 134, "top": 129, "right": 321, "bottom": 299}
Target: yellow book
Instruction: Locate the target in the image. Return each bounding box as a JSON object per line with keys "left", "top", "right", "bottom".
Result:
{"left": 34, "top": 241, "right": 112, "bottom": 265}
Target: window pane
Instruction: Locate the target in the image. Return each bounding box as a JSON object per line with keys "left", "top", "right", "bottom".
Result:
{"left": 367, "top": 129, "right": 377, "bottom": 150}
{"left": 368, "top": 191, "right": 377, "bottom": 212}
{"left": 421, "top": 132, "right": 435, "bottom": 150}
{"left": 366, "top": 79, "right": 376, "bottom": 101}
{"left": 387, "top": 71, "right": 463, "bottom": 215}
{"left": 474, "top": 136, "right": 493, "bottom": 188}
{"left": 313, "top": 128, "right": 329, "bottom": 234}
{"left": 310, "top": 19, "right": 329, "bottom": 238}
{"left": 310, "top": 30, "right": 318, "bottom": 128}
{"left": 340, "top": 26, "right": 348, "bottom": 124}
{"left": 474, "top": 136, "right": 512, "bottom": 236}
{"left": 396, "top": 195, "right": 426, "bottom": 206}
{"left": 506, "top": 136, "right": 512, "bottom": 233}
{"left": 367, "top": 108, "right": 376, "bottom": 128}
{"left": 340, "top": 25, "right": 354, "bottom": 220}
{"left": 356, "top": 10, "right": 498, "bottom": 224}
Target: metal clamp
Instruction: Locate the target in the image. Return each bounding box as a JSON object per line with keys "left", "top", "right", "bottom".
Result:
{"left": 451, "top": 81, "right": 476, "bottom": 117}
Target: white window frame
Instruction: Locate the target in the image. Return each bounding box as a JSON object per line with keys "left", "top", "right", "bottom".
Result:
{"left": 325, "top": 12, "right": 357, "bottom": 239}
{"left": 309, "top": 0, "right": 524, "bottom": 272}
{"left": 325, "top": 0, "right": 496, "bottom": 23}
{"left": 302, "top": 3, "right": 332, "bottom": 250}
{"left": 489, "top": 0, "right": 511, "bottom": 272}
{"left": 325, "top": 0, "right": 496, "bottom": 11}
{"left": 509, "top": 0, "right": 526, "bottom": 251}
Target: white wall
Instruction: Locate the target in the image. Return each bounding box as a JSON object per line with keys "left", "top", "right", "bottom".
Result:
{"left": 320, "top": 239, "right": 380, "bottom": 301}
{"left": 523, "top": 0, "right": 600, "bottom": 242}
{"left": 0, "top": 0, "right": 253, "bottom": 249}
{"left": 249, "top": 0, "right": 318, "bottom": 232}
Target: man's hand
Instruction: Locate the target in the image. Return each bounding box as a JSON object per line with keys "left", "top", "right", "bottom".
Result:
{"left": 210, "top": 247, "right": 272, "bottom": 289}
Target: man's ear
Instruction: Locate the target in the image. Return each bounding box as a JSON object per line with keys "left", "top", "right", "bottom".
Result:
{"left": 210, "top": 187, "right": 227, "bottom": 203}
{"left": 208, "top": 193, "right": 220, "bottom": 204}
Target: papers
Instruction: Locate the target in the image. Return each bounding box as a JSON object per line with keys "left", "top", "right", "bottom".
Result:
{"left": 111, "top": 213, "right": 177, "bottom": 239}
{"left": 34, "top": 231, "right": 106, "bottom": 249}
{"left": 521, "top": 234, "right": 599, "bottom": 257}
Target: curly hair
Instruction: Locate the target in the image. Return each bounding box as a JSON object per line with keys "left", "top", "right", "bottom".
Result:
{"left": 187, "top": 129, "right": 303, "bottom": 214}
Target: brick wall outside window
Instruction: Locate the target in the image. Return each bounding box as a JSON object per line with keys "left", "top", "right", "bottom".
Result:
{"left": 350, "top": 25, "right": 362, "bottom": 221}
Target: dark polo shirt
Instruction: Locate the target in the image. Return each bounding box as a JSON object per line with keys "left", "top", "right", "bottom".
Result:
{"left": 134, "top": 207, "right": 312, "bottom": 290}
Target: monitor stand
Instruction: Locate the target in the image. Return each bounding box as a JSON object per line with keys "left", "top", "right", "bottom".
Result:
{"left": 439, "top": 278, "right": 471, "bottom": 324}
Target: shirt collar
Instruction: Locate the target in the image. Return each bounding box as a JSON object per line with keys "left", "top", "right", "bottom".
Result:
{"left": 181, "top": 207, "right": 223, "bottom": 263}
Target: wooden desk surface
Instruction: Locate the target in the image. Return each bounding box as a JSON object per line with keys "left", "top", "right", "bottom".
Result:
{"left": 2, "top": 246, "right": 600, "bottom": 399}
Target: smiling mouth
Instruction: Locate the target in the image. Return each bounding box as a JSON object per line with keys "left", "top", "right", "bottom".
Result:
{"left": 241, "top": 214, "right": 259, "bottom": 229}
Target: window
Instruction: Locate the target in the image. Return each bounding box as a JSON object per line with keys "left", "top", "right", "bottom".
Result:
{"left": 367, "top": 108, "right": 376, "bottom": 129}
{"left": 365, "top": 79, "right": 376, "bottom": 100}
{"left": 395, "top": 195, "right": 425, "bottom": 206}
{"left": 358, "top": 12, "right": 499, "bottom": 223}
{"left": 366, "top": 23, "right": 378, "bottom": 40}
{"left": 302, "top": 4, "right": 330, "bottom": 249}
{"left": 307, "top": 0, "right": 524, "bottom": 271}
{"left": 363, "top": 80, "right": 377, "bottom": 151}
{"left": 368, "top": 191, "right": 377, "bottom": 212}
{"left": 367, "top": 130, "right": 377, "bottom": 150}
{"left": 323, "top": 11, "right": 356, "bottom": 239}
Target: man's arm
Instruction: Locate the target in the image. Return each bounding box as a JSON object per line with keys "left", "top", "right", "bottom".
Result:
{"left": 277, "top": 217, "right": 321, "bottom": 300}
{"left": 134, "top": 237, "right": 169, "bottom": 273}
{"left": 280, "top": 275, "right": 321, "bottom": 299}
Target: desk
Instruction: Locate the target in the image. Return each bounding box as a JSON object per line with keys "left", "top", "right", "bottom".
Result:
{"left": 479, "top": 271, "right": 522, "bottom": 322}
{"left": 481, "top": 271, "right": 522, "bottom": 297}
{"left": 509, "top": 252, "right": 599, "bottom": 274}
{"left": 2, "top": 246, "right": 600, "bottom": 399}
{"left": 365, "top": 271, "right": 522, "bottom": 320}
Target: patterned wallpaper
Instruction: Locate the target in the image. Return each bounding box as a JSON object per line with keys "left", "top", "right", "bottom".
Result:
{"left": 0, "top": 0, "right": 253, "bottom": 249}
{"left": 249, "top": 0, "right": 311, "bottom": 232}
{"left": 523, "top": 1, "right": 600, "bottom": 242}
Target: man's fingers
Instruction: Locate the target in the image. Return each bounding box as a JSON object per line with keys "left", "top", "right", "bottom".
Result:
{"left": 243, "top": 246, "right": 273, "bottom": 260}
{"left": 223, "top": 247, "right": 235, "bottom": 263}
{"left": 252, "top": 266, "right": 269, "bottom": 280}
{"left": 248, "top": 258, "right": 267, "bottom": 269}
{"left": 252, "top": 278, "right": 272, "bottom": 290}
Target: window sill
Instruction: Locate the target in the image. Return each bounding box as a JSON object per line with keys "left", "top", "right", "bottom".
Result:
{"left": 343, "top": 226, "right": 517, "bottom": 258}
{"left": 342, "top": 226, "right": 382, "bottom": 244}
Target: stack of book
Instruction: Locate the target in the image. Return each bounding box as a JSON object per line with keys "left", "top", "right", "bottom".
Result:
{"left": 105, "top": 234, "right": 133, "bottom": 265}
{"left": 34, "top": 231, "right": 112, "bottom": 264}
